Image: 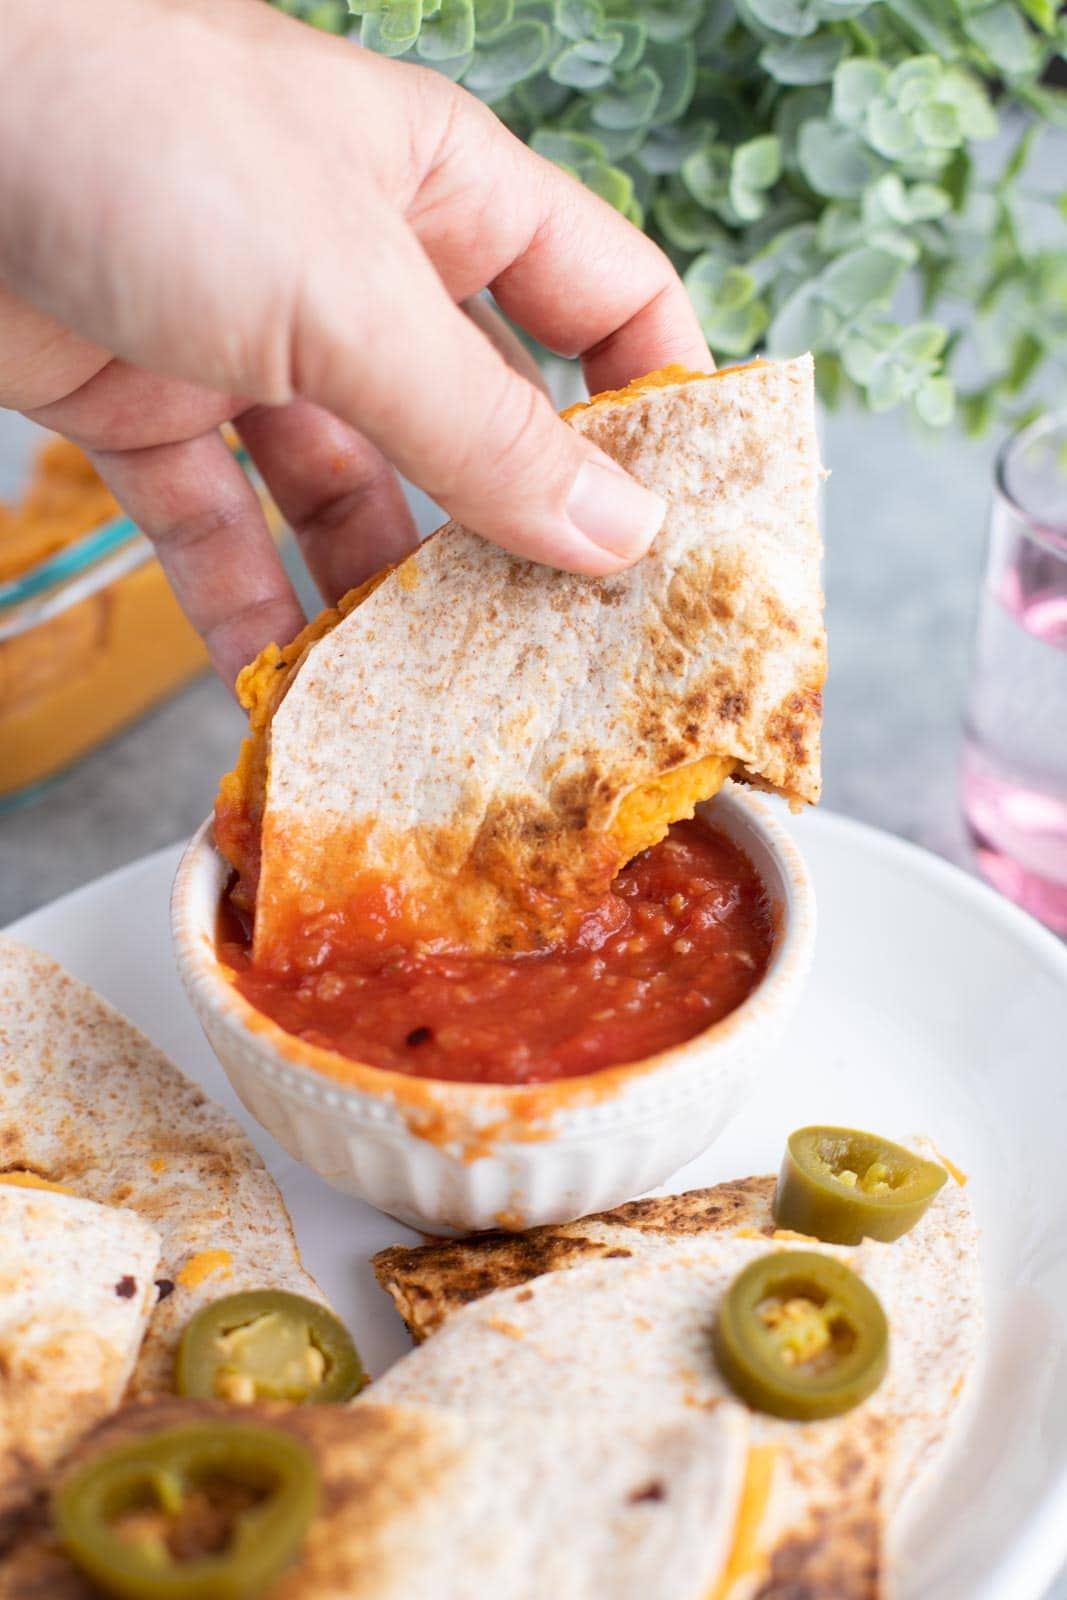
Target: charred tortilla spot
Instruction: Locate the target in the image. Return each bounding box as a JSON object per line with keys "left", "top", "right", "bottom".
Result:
{"left": 628, "top": 1480, "right": 667, "bottom": 1504}
{"left": 154, "top": 1278, "right": 175, "bottom": 1302}
{"left": 371, "top": 1177, "right": 776, "bottom": 1340}
{"left": 114, "top": 1276, "right": 137, "bottom": 1299}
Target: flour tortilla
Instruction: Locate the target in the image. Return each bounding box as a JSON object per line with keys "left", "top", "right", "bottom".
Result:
{"left": 370, "top": 1163, "right": 980, "bottom": 1598}
{"left": 250, "top": 357, "right": 824, "bottom": 959}
{"left": 0, "top": 1395, "right": 749, "bottom": 1599}
{"left": 0, "top": 1187, "right": 159, "bottom": 1529}
{"left": 373, "top": 1173, "right": 776, "bottom": 1342}
{"left": 0, "top": 936, "right": 324, "bottom": 1394}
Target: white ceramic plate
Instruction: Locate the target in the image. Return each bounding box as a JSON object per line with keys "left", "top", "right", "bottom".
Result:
{"left": 6, "top": 807, "right": 1067, "bottom": 1600}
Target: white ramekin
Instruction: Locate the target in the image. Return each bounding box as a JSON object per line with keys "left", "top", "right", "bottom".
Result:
{"left": 171, "top": 785, "right": 814, "bottom": 1234}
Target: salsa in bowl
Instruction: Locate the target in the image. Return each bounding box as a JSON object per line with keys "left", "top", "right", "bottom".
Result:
{"left": 217, "top": 817, "right": 774, "bottom": 1089}
{"left": 172, "top": 785, "right": 814, "bottom": 1233}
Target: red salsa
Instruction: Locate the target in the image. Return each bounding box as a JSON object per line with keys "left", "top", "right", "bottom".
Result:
{"left": 218, "top": 818, "right": 773, "bottom": 1087}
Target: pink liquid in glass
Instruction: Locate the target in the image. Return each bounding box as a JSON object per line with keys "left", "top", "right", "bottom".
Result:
{"left": 963, "top": 588, "right": 1067, "bottom": 934}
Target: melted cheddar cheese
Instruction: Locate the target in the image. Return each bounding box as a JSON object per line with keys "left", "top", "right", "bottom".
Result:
{"left": 708, "top": 1444, "right": 779, "bottom": 1600}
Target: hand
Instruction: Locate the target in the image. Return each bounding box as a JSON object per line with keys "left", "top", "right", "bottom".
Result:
{"left": 0, "top": 0, "right": 710, "bottom": 687}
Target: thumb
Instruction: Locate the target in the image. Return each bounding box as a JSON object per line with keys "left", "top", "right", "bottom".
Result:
{"left": 291, "top": 223, "right": 666, "bottom": 575}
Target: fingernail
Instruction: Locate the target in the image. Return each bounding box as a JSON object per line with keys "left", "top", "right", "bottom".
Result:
{"left": 566, "top": 455, "right": 666, "bottom": 562}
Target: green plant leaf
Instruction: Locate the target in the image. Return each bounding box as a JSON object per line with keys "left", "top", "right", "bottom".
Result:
{"left": 914, "top": 101, "right": 962, "bottom": 149}
{"left": 549, "top": 35, "right": 622, "bottom": 88}
{"left": 797, "top": 118, "right": 877, "bottom": 196}
{"left": 592, "top": 65, "right": 663, "bottom": 128}
{"left": 706, "top": 300, "right": 771, "bottom": 354}
{"left": 894, "top": 320, "right": 948, "bottom": 363}
{"left": 814, "top": 350, "right": 845, "bottom": 407}
{"left": 841, "top": 333, "right": 880, "bottom": 383}
{"left": 637, "top": 122, "right": 708, "bottom": 174}
{"left": 866, "top": 102, "right": 918, "bottom": 159}
{"left": 906, "top": 181, "right": 952, "bottom": 220}
{"left": 305, "top": 2, "right": 349, "bottom": 31}
{"left": 553, "top": 0, "right": 603, "bottom": 40}
{"left": 883, "top": 0, "right": 961, "bottom": 60}
{"left": 685, "top": 256, "right": 754, "bottom": 309}
{"left": 961, "top": 389, "right": 997, "bottom": 436}
{"left": 530, "top": 128, "right": 606, "bottom": 164}
{"left": 578, "top": 159, "right": 635, "bottom": 211}
{"left": 563, "top": 113, "right": 643, "bottom": 159}
{"left": 652, "top": 185, "right": 733, "bottom": 249}
{"left": 512, "top": 71, "right": 571, "bottom": 115}
{"left": 887, "top": 55, "right": 941, "bottom": 110}
{"left": 813, "top": 0, "right": 871, "bottom": 17}
{"left": 832, "top": 59, "right": 890, "bottom": 127}
{"left": 963, "top": 3, "right": 1042, "bottom": 76}
{"left": 747, "top": 220, "right": 822, "bottom": 290}
{"left": 816, "top": 202, "right": 863, "bottom": 254}
{"left": 681, "top": 141, "right": 731, "bottom": 207}
{"left": 416, "top": 0, "right": 475, "bottom": 58}
{"left": 636, "top": 0, "right": 705, "bottom": 43}
{"left": 646, "top": 41, "right": 697, "bottom": 122}
{"left": 685, "top": 258, "right": 768, "bottom": 352}
{"left": 821, "top": 245, "right": 904, "bottom": 314}
{"left": 733, "top": 134, "right": 782, "bottom": 190}
{"left": 761, "top": 30, "right": 845, "bottom": 85}
{"left": 1016, "top": 84, "right": 1067, "bottom": 133}
{"left": 1018, "top": 0, "right": 1056, "bottom": 34}
{"left": 695, "top": 0, "right": 739, "bottom": 50}
{"left": 473, "top": 0, "right": 514, "bottom": 34}
{"left": 938, "top": 67, "right": 997, "bottom": 138}
{"left": 914, "top": 374, "right": 955, "bottom": 425}
{"left": 360, "top": 0, "right": 423, "bottom": 54}
{"left": 862, "top": 172, "right": 950, "bottom": 226}
{"left": 1005, "top": 330, "right": 1043, "bottom": 392}
{"left": 867, "top": 359, "right": 910, "bottom": 410}
{"left": 745, "top": 0, "right": 819, "bottom": 38}
{"left": 611, "top": 19, "right": 647, "bottom": 70}
{"left": 767, "top": 281, "right": 839, "bottom": 354}
{"left": 463, "top": 18, "right": 553, "bottom": 93}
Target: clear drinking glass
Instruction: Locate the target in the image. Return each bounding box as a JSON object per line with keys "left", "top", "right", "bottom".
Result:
{"left": 962, "top": 410, "right": 1067, "bottom": 934}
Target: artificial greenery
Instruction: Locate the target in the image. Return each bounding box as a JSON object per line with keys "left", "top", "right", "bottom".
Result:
{"left": 274, "top": 0, "right": 1067, "bottom": 430}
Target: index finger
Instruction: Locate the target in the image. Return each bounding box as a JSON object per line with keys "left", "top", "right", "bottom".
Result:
{"left": 404, "top": 86, "right": 711, "bottom": 393}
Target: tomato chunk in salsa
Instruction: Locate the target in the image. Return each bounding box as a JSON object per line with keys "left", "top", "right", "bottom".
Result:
{"left": 218, "top": 818, "right": 773, "bottom": 1086}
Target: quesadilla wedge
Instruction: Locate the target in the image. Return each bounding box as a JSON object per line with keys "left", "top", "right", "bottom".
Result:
{"left": 216, "top": 357, "right": 824, "bottom": 963}
{"left": 369, "top": 1160, "right": 980, "bottom": 1598}
{"left": 0, "top": 936, "right": 324, "bottom": 1394}
{"left": 0, "top": 1395, "right": 750, "bottom": 1599}
{"left": 0, "top": 1187, "right": 159, "bottom": 1529}
{"left": 373, "top": 1174, "right": 776, "bottom": 1342}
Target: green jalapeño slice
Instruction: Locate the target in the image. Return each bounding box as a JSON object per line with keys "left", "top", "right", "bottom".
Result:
{"left": 713, "top": 1250, "right": 889, "bottom": 1421}
{"left": 54, "top": 1420, "right": 318, "bottom": 1599}
{"left": 774, "top": 1126, "right": 948, "bottom": 1245}
{"left": 175, "top": 1291, "right": 365, "bottom": 1406}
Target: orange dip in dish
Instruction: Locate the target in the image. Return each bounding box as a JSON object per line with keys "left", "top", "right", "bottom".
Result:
{"left": 217, "top": 818, "right": 773, "bottom": 1087}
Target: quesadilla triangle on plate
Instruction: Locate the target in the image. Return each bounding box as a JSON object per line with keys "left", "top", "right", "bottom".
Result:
{"left": 0, "top": 1188, "right": 159, "bottom": 1530}
{"left": 216, "top": 356, "right": 825, "bottom": 962}
{"left": 370, "top": 1158, "right": 980, "bottom": 1599}
{"left": 373, "top": 1173, "right": 777, "bottom": 1343}
{"left": 1, "top": 1395, "right": 750, "bottom": 1600}
{"left": 0, "top": 935, "right": 325, "bottom": 1394}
